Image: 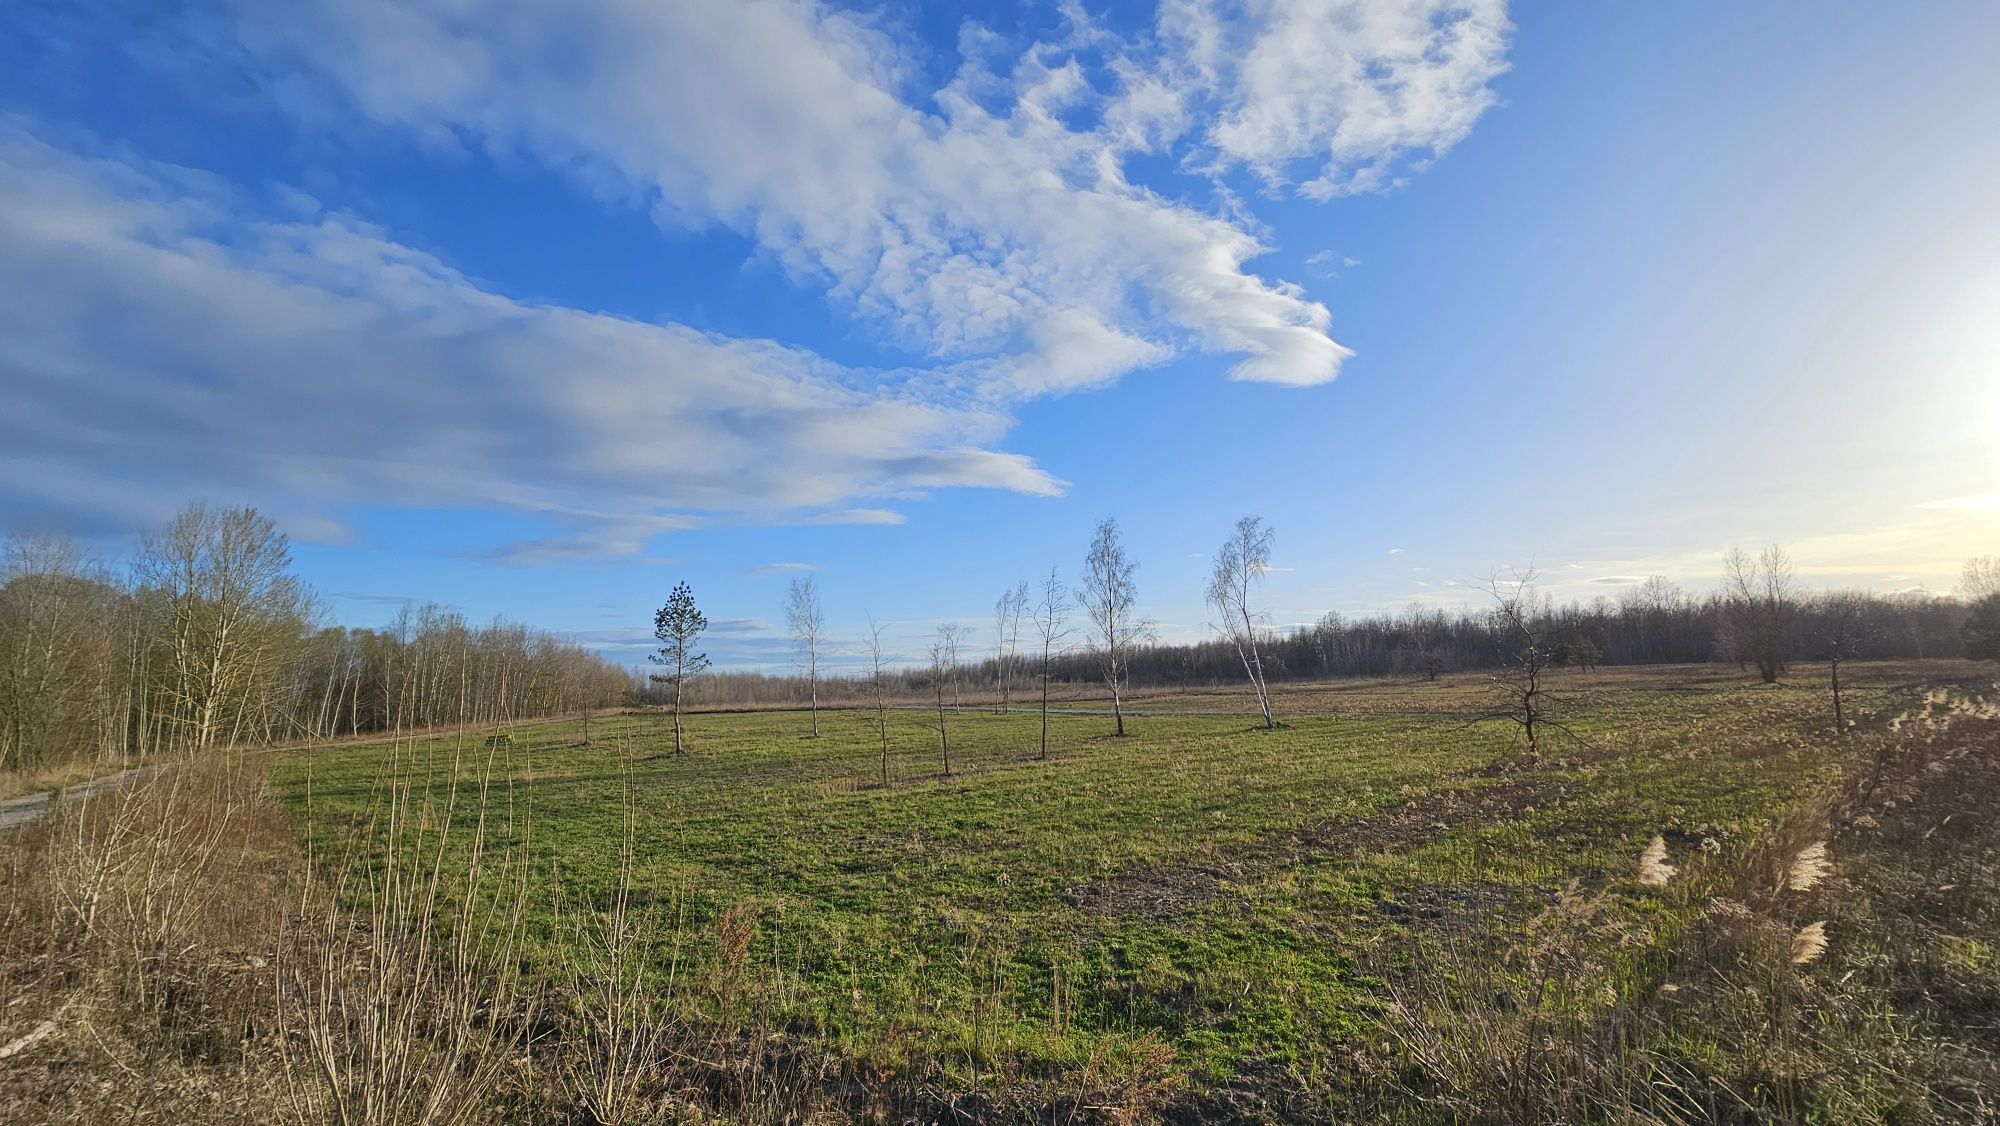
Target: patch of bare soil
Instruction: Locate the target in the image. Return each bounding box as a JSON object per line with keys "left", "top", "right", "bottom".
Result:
{"left": 1162, "top": 1055, "right": 1338, "bottom": 1125}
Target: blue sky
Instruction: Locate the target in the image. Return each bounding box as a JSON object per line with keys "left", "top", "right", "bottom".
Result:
{"left": 3, "top": 0, "right": 1997, "bottom": 670}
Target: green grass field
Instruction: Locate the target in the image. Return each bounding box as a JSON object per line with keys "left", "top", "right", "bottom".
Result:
{"left": 268, "top": 664, "right": 1964, "bottom": 1110}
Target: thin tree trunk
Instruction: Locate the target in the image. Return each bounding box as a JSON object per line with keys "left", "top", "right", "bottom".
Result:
{"left": 1110, "top": 667, "right": 1124, "bottom": 737}
{"left": 673, "top": 672, "right": 684, "bottom": 757}
{"left": 1039, "top": 660, "right": 1050, "bottom": 761}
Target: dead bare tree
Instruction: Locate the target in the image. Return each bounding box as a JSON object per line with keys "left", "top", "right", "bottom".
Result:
{"left": 1207, "top": 515, "right": 1277, "bottom": 729}
{"left": 1078, "top": 518, "right": 1152, "bottom": 737}
{"left": 993, "top": 581, "right": 1028, "bottom": 714}
{"left": 1031, "top": 568, "right": 1074, "bottom": 761}
{"left": 784, "top": 575, "right": 826, "bottom": 737}
{"left": 1721, "top": 545, "right": 1796, "bottom": 683}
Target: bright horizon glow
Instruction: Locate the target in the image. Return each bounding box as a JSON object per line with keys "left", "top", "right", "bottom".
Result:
{"left": 1, "top": 0, "right": 1996, "bottom": 670}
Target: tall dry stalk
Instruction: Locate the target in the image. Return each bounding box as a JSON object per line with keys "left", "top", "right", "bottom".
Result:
{"left": 551, "top": 744, "right": 682, "bottom": 1125}
{"left": 41, "top": 755, "right": 266, "bottom": 1012}
{"left": 275, "top": 735, "right": 535, "bottom": 1126}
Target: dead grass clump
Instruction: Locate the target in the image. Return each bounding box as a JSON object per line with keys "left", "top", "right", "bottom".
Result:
{"left": 0, "top": 753, "right": 294, "bottom": 1123}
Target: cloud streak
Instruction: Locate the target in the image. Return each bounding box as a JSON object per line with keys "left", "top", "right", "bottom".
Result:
{"left": 0, "top": 125, "right": 1061, "bottom": 555}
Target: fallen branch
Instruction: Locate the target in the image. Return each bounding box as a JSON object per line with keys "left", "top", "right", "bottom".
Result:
{"left": 0, "top": 997, "right": 80, "bottom": 1063}
{"left": 0, "top": 1019, "right": 59, "bottom": 1063}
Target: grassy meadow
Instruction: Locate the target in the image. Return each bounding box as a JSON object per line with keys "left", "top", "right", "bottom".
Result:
{"left": 260, "top": 662, "right": 1997, "bottom": 1117}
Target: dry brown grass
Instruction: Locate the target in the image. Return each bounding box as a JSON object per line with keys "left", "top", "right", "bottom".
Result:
{"left": 1364, "top": 679, "right": 2000, "bottom": 1124}
{"left": 0, "top": 751, "right": 294, "bottom": 1123}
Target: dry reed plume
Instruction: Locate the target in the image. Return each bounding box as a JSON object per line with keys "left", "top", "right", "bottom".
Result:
{"left": 1778, "top": 840, "right": 1831, "bottom": 893}
{"left": 1788, "top": 920, "right": 1828, "bottom": 965}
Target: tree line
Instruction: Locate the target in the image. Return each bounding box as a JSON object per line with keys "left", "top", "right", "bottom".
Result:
{"left": 0, "top": 504, "right": 629, "bottom": 778}
{"left": 636, "top": 527, "right": 1995, "bottom": 728}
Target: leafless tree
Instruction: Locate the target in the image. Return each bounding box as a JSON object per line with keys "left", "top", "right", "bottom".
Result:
{"left": 1078, "top": 517, "right": 1152, "bottom": 736}
{"left": 1820, "top": 591, "right": 1867, "bottom": 734}
{"left": 992, "top": 581, "right": 1028, "bottom": 713}
{"left": 1721, "top": 545, "right": 1796, "bottom": 682}
{"left": 648, "top": 582, "right": 709, "bottom": 756}
{"left": 946, "top": 624, "right": 969, "bottom": 710}
{"left": 861, "top": 615, "right": 893, "bottom": 784}
{"left": 925, "top": 623, "right": 965, "bottom": 776}
{"left": 1474, "top": 569, "right": 1587, "bottom": 760}
{"left": 1960, "top": 555, "right": 2000, "bottom": 602}
{"left": 0, "top": 536, "right": 124, "bottom": 773}
{"left": 784, "top": 575, "right": 826, "bottom": 737}
{"left": 1207, "top": 515, "right": 1277, "bottom": 729}
{"left": 134, "top": 504, "right": 308, "bottom": 751}
{"left": 1031, "top": 568, "right": 1074, "bottom": 761}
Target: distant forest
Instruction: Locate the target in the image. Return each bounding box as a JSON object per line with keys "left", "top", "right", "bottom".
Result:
{"left": 657, "top": 578, "right": 1980, "bottom": 708}
{"left": 0, "top": 505, "right": 629, "bottom": 776}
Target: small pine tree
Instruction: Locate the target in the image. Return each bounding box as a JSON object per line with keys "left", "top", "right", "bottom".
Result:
{"left": 649, "top": 582, "right": 711, "bottom": 756}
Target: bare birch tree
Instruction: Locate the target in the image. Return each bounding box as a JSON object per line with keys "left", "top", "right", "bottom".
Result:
{"left": 1031, "top": 568, "right": 1074, "bottom": 761}
{"left": 1207, "top": 515, "right": 1277, "bottom": 729}
{"left": 784, "top": 575, "right": 826, "bottom": 737}
{"left": 134, "top": 504, "right": 306, "bottom": 751}
{"left": 648, "top": 582, "right": 710, "bottom": 757}
{"left": 993, "top": 581, "right": 1028, "bottom": 713}
{"left": 1078, "top": 518, "right": 1151, "bottom": 737}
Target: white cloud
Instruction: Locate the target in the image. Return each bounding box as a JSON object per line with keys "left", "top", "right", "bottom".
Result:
{"left": 1304, "top": 249, "right": 1341, "bottom": 277}
{"left": 0, "top": 126, "right": 1058, "bottom": 555}
{"left": 223, "top": 0, "right": 1495, "bottom": 390}
{"left": 798, "top": 508, "right": 907, "bottom": 526}
{"left": 747, "top": 562, "right": 821, "bottom": 577}
{"left": 1114, "top": 0, "right": 1511, "bottom": 198}
{"left": 1387, "top": 546, "right": 1404, "bottom": 554}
